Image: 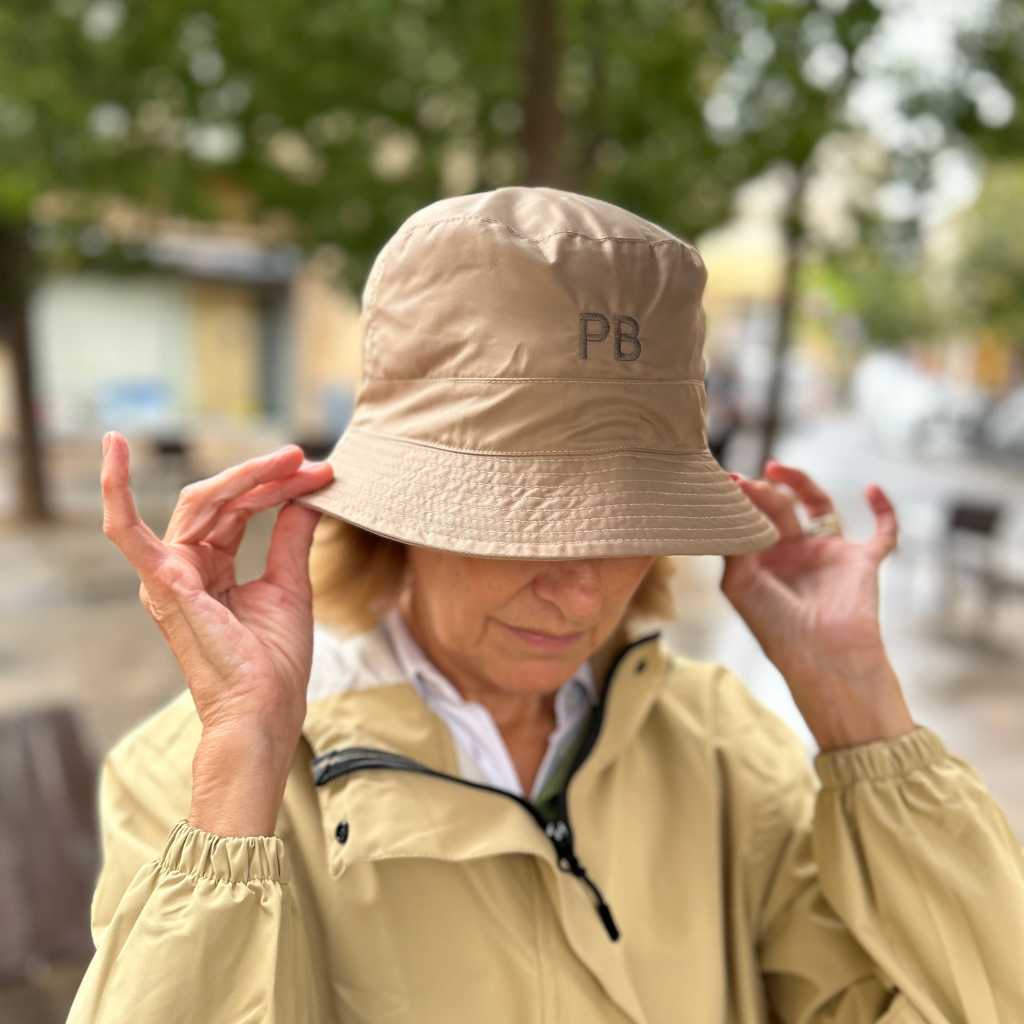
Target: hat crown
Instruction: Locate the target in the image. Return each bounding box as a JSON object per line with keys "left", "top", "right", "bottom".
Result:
{"left": 347, "top": 185, "right": 711, "bottom": 455}
{"left": 359, "top": 186, "right": 707, "bottom": 382}
{"left": 296, "top": 188, "right": 782, "bottom": 557}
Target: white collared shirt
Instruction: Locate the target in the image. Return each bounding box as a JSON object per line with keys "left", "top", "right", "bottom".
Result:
{"left": 380, "top": 604, "right": 598, "bottom": 801}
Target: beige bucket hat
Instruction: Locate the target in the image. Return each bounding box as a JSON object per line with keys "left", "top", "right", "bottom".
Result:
{"left": 294, "top": 186, "right": 781, "bottom": 559}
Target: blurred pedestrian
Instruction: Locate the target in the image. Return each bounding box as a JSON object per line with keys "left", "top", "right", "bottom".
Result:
{"left": 705, "top": 348, "right": 743, "bottom": 466}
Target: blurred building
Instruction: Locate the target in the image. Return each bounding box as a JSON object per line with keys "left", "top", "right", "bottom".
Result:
{"left": 0, "top": 220, "right": 365, "bottom": 450}
{"left": 698, "top": 214, "right": 839, "bottom": 426}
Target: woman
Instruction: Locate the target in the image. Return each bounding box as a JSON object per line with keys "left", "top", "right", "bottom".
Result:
{"left": 70, "top": 187, "right": 1023, "bottom": 1022}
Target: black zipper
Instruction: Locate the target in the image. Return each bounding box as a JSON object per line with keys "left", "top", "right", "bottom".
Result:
{"left": 310, "top": 628, "right": 662, "bottom": 943}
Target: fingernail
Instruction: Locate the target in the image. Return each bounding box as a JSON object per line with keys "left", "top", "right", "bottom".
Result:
{"left": 102, "top": 432, "right": 111, "bottom": 456}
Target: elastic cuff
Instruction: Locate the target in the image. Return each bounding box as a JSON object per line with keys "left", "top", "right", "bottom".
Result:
{"left": 159, "top": 819, "right": 290, "bottom": 884}
{"left": 814, "top": 724, "right": 948, "bottom": 788}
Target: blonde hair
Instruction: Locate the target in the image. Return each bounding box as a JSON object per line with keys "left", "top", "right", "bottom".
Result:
{"left": 309, "top": 515, "right": 679, "bottom": 637}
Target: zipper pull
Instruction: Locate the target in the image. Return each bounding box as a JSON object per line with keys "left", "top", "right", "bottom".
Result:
{"left": 543, "top": 820, "right": 621, "bottom": 942}
{"left": 594, "top": 900, "right": 620, "bottom": 942}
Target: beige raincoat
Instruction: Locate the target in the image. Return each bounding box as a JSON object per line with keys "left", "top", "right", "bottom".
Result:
{"left": 67, "top": 621, "right": 1024, "bottom": 1022}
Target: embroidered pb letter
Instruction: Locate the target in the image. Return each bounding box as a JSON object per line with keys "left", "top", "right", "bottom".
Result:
{"left": 579, "top": 312, "right": 610, "bottom": 359}
{"left": 614, "top": 315, "right": 641, "bottom": 361}
{"left": 579, "top": 312, "right": 642, "bottom": 360}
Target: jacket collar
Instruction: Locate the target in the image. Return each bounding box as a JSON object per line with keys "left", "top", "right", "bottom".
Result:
{"left": 300, "top": 617, "right": 673, "bottom": 872}
{"left": 382, "top": 602, "right": 600, "bottom": 716}
{"left": 301, "top": 615, "right": 669, "bottom": 782}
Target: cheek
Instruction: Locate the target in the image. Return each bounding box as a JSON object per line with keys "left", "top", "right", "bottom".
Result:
{"left": 449, "top": 569, "right": 527, "bottom": 633}
{"left": 615, "top": 559, "right": 655, "bottom": 600}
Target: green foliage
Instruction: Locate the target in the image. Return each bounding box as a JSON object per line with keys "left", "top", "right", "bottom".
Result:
{"left": 902, "top": 0, "right": 1022, "bottom": 160}
{"left": 805, "top": 249, "right": 936, "bottom": 349}
{"left": 0, "top": 0, "right": 889, "bottom": 297}
{"left": 954, "top": 160, "right": 1024, "bottom": 348}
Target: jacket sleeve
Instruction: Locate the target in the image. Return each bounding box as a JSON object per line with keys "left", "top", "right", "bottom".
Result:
{"left": 66, "top": 748, "right": 328, "bottom": 1023}
{"left": 752, "top": 720, "right": 1024, "bottom": 1022}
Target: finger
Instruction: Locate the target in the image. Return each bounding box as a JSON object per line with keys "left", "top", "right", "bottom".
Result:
{"left": 762, "top": 460, "right": 835, "bottom": 519}
{"left": 219, "top": 461, "right": 333, "bottom": 520}
{"left": 164, "top": 445, "right": 307, "bottom": 545}
{"left": 262, "top": 501, "right": 323, "bottom": 593}
{"left": 201, "top": 462, "right": 334, "bottom": 556}
{"left": 100, "top": 432, "right": 168, "bottom": 575}
{"left": 729, "top": 473, "right": 803, "bottom": 539}
{"left": 864, "top": 483, "right": 899, "bottom": 561}
{"left": 138, "top": 569, "right": 208, "bottom": 659}
{"left": 200, "top": 507, "right": 250, "bottom": 559}
{"left": 147, "top": 568, "right": 249, "bottom": 682}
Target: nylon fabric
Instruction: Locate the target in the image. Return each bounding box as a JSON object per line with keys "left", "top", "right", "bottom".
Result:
{"left": 293, "top": 186, "right": 784, "bottom": 559}
{"left": 66, "top": 619, "right": 1024, "bottom": 1022}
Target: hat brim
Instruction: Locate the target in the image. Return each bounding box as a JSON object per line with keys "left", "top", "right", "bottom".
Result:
{"left": 293, "top": 427, "right": 781, "bottom": 559}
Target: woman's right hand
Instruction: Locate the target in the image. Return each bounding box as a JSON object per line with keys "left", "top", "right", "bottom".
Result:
{"left": 100, "top": 431, "right": 335, "bottom": 831}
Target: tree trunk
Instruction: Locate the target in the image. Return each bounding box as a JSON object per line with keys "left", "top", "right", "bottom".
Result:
{"left": 0, "top": 221, "right": 51, "bottom": 523}
{"left": 754, "top": 166, "right": 808, "bottom": 477}
{"left": 522, "top": 0, "right": 565, "bottom": 187}
{"left": 571, "top": 0, "right": 607, "bottom": 192}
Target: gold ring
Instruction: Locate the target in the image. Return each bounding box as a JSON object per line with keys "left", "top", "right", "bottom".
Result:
{"left": 803, "top": 511, "right": 842, "bottom": 538}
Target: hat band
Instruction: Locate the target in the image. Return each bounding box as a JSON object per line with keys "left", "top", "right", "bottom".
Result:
{"left": 347, "top": 376, "right": 709, "bottom": 455}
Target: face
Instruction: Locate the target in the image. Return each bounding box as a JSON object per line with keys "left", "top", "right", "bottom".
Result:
{"left": 397, "top": 547, "right": 656, "bottom": 700}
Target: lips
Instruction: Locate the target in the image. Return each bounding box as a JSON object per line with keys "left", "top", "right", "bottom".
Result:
{"left": 499, "top": 621, "right": 585, "bottom": 650}
{"left": 510, "top": 626, "right": 580, "bottom": 638}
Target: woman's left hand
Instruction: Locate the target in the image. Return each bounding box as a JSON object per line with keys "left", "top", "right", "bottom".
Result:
{"left": 720, "top": 458, "right": 916, "bottom": 751}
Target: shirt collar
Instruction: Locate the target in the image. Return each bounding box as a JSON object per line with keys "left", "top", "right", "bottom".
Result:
{"left": 381, "top": 603, "right": 598, "bottom": 710}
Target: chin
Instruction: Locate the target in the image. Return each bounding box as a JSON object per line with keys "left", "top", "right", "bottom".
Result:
{"left": 499, "top": 646, "right": 591, "bottom": 677}
{"left": 494, "top": 672, "right": 574, "bottom": 697}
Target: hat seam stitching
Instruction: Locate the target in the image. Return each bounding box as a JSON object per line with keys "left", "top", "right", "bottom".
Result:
{"left": 359, "top": 376, "right": 707, "bottom": 384}
{"left": 397, "top": 214, "right": 697, "bottom": 250}
{"left": 330, "top": 507, "right": 777, "bottom": 536}
{"left": 351, "top": 477, "right": 739, "bottom": 489}
{"left": 341, "top": 428, "right": 714, "bottom": 458}
{"left": 340, "top": 495, "right": 766, "bottom": 522}
{"left": 373, "top": 500, "right": 763, "bottom": 517}
{"left": 324, "top": 460, "right": 744, "bottom": 482}
{"left": 335, "top": 471, "right": 764, "bottom": 505}
{"left": 334, "top": 443, "right": 730, "bottom": 472}
{"left": 340, "top": 469, "right": 741, "bottom": 483}
{"left": 335, "top": 501, "right": 778, "bottom": 530}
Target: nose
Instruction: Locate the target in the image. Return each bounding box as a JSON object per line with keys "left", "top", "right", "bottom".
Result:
{"left": 533, "top": 561, "right": 602, "bottom": 616}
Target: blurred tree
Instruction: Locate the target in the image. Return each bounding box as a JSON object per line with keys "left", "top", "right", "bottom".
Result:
{"left": 952, "top": 161, "right": 1024, "bottom": 350}
{"left": 684, "top": 0, "right": 888, "bottom": 471}
{"left": 893, "top": 1, "right": 1024, "bottom": 364}
{"left": 805, "top": 238, "right": 937, "bottom": 351}
{"left": 0, "top": 0, "right": 945, "bottom": 517}
{"left": 903, "top": 0, "right": 1021, "bottom": 161}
